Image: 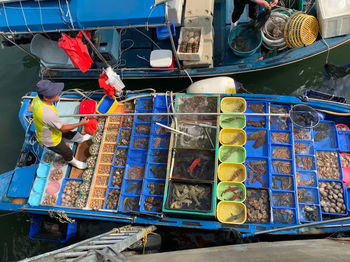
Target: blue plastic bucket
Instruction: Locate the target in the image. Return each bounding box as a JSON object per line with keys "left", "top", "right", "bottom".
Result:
{"left": 228, "top": 24, "right": 262, "bottom": 57}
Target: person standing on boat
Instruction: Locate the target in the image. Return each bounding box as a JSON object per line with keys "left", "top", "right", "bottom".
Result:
{"left": 231, "top": 0, "right": 278, "bottom": 28}
{"left": 32, "top": 80, "right": 91, "bottom": 169}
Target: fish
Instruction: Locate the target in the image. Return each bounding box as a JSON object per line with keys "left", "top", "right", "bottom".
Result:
{"left": 221, "top": 186, "right": 239, "bottom": 197}
{"left": 226, "top": 210, "right": 244, "bottom": 222}
{"left": 189, "top": 158, "right": 200, "bottom": 177}
{"left": 222, "top": 116, "right": 242, "bottom": 124}
{"left": 221, "top": 147, "right": 239, "bottom": 162}
{"left": 229, "top": 191, "right": 242, "bottom": 201}
{"left": 230, "top": 168, "right": 242, "bottom": 181}
{"left": 248, "top": 130, "right": 267, "bottom": 148}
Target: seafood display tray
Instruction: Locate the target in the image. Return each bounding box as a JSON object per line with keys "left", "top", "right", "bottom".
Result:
{"left": 163, "top": 179, "right": 216, "bottom": 216}
{"left": 245, "top": 187, "right": 271, "bottom": 224}
{"left": 313, "top": 120, "right": 338, "bottom": 150}
{"left": 337, "top": 130, "right": 350, "bottom": 152}
{"left": 269, "top": 104, "right": 290, "bottom": 131}
{"left": 319, "top": 180, "right": 347, "bottom": 216}
{"left": 244, "top": 157, "right": 270, "bottom": 188}
{"left": 56, "top": 178, "right": 84, "bottom": 207}
{"left": 244, "top": 128, "right": 269, "bottom": 157}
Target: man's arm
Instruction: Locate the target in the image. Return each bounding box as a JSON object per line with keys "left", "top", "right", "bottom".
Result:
{"left": 250, "top": 0, "right": 272, "bottom": 9}
{"left": 60, "top": 117, "right": 89, "bottom": 132}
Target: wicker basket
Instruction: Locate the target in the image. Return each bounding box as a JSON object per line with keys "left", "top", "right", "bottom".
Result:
{"left": 284, "top": 12, "right": 319, "bottom": 48}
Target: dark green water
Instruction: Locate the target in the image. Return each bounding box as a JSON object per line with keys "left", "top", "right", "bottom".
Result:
{"left": 0, "top": 43, "right": 350, "bottom": 261}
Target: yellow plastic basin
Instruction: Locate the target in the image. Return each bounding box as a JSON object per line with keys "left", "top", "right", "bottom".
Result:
{"left": 220, "top": 97, "right": 246, "bottom": 113}
{"left": 219, "top": 128, "right": 246, "bottom": 146}
{"left": 217, "top": 201, "right": 246, "bottom": 224}
{"left": 218, "top": 163, "right": 246, "bottom": 182}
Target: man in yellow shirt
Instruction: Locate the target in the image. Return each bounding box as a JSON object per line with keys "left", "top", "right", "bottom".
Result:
{"left": 32, "top": 80, "right": 91, "bottom": 169}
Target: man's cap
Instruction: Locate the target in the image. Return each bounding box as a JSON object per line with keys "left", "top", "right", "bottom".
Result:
{"left": 36, "top": 80, "right": 64, "bottom": 97}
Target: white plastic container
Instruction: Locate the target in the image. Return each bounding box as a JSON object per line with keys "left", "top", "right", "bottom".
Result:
{"left": 186, "top": 77, "right": 238, "bottom": 94}
{"left": 150, "top": 50, "right": 173, "bottom": 68}
{"left": 316, "top": 0, "right": 350, "bottom": 38}
{"left": 167, "top": 0, "right": 184, "bottom": 27}
{"left": 177, "top": 27, "right": 203, "bottom": 61}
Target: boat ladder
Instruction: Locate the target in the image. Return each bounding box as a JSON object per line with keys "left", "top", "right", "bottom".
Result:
{"left": 20, "top": 225, "right": 156, "bottom": 262}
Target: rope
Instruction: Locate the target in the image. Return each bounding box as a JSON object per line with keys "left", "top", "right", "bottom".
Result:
{"left": 19, "top": 0, "right": 33, "bottom": 34}
{"left": 142, "top": 228, "right": 157, "bottom": 254}
{"left": 65, "top": 0, "right": 75, "bottom": 30}
{"left": 321, "top": 38, "right": 331, "bottom": 64}
{"left": 48, "top": 209, "right": 75, "bottom": 223}
{"left": 37, "top": 0, "right": 46, "bottom": 33}
{"left": 57, "top": 0, "right": 69, "bottom": 28}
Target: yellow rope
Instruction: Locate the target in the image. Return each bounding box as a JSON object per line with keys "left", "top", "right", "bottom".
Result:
{"left": 318, "top": 109, "right": 350, "bottom": 116}
{"left": 142, "top": 228, "right": 157, "bottom": 254}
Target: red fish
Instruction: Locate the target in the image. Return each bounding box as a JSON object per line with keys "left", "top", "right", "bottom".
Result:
{"left": 189, "top": 158, "right": 201, "bottom": 177}
{"left": 229, "top": 191, "right": 242, "bottom": 201}
{"left": 221, "top": 186, "right": 239, "bottom": 197}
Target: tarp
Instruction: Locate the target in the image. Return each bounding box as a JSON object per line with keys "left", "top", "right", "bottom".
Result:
{"left": 0, "top": 0, "right": 166, "bottom": 34}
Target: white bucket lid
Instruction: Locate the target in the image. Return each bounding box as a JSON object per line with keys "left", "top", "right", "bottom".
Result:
{"left": 150, "top": 50, "right": 173, "bottom": 67}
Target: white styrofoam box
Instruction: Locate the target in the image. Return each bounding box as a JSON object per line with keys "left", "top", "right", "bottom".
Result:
{"left": 167, "top": 0, "right": 184, "bottom": 27}
{"left": 183, "top": 38, "right": 213, "bottom": 68}
{"left": 316, "top": 0, "right": 350, "bottom": 38}
{"left": 185, "top": 0, "right": 215, "bottom": 18}
{"left": 177, "top": 27, "right": 203, "bottom": 61}
{"left": 184, "top": 16, "right": 214, "bottom": 41}
{"left": 150, "top": 49, "right": 173, "bottom": 67}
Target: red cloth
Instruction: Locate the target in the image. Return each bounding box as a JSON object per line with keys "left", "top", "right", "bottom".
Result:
{"left": 58, "top": 31, "right": 93, "bottom": 73}
{"left": 84, "top": 119, "right": 98, "bottom": 135}
{"left": 98, "top": 72, "right": 115, "bottom": 97}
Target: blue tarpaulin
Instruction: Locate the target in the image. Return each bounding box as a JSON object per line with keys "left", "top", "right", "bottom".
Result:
{"left": 0, "top": 0, "right": 166, "bottom": 34}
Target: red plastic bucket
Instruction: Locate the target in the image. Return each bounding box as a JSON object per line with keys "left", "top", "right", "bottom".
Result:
{"left": 336, "top": 123, "right": 350, "bottom": 130}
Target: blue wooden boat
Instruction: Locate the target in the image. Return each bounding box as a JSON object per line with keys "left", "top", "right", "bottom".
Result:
{"left": 0, "top": 0, "right": 349, "bottom": 80}
{"left": 2, "top": 87, "right": 350, "bottom": 242}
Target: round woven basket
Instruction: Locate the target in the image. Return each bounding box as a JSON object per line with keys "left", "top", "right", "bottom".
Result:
{"left": 284, "top": 12, "right": 319, "bottom": 48}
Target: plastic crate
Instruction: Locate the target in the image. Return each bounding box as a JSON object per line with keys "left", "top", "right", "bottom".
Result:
{"left": 153, "top": 107, "right": 171, "bottom": 123}
{"left": 315, "top": 150, "right": 343, "bottom": 181}
{"left": 177, "top": 27, "right": 203, "bottom": 61}
{"left": 319, "top": 180, "right": 347, "bottom": 216}
{"left": 149, "top": 149, "right": 169, "bottom": 164}
{"left": 121, "top": 179, "right": 143, "bottom": 195}
{"left": 313, "top": 121, "right": 338, "bottom": 150}
{"left": 245, "top": 157, "right": 270, "bottom": 188}
{"left": 272, "top": 174, "right": 294, "bottom": 191}
{"left": 298, "top": 204, "right": 322, "bottom": 223}
{"left": 337, "top": 130, "right": 350, "bottom": 152}
{"left": 118, "top": 195, "right": 140, "bottom": 212}
{"left": 109, "top": 166, "right": 125, "bottom": 188}
{"left": 271, "top": 159, "right": 293, "bottom": 175}
{"left": 246, "top": 116, "right": 267, "bottom": 129}
{"left": 245, "top": 128, "right": 269, "bottom": 157}
{"left": 112, "top": 146, "right": 128, "bottom": 167}
{"left": 142, "top": 179, "right": 166, "bottom": 196}
{"left": 103, "top": 187, "right": 121, "bottom": 210}
{"left": 297, "top": 186, "right": 319, "bottom": 205}
{"left": 96, "top": 95, "right": 119, "bottom": 114}
{"left": 294, "top": 140, "right": 314, "bottom": 155}
{"left": 296, "top": 171, "right": 318, "bottom": 187}
{"left": 271, "top": 144, "right": 292, "bottom": 160}
{"left": 270, "top": 130, "right": 292, "bottom": 144}
{"left": 126, "top": 149, "right": 147, "bottom": 165}
{"left": 150, "top": 135, "right": 170, "bottom": 149}
{"left": 295, "top": 155, "right": 316, "bottom": 171}
{"left": 136, "top": 97, "right": 154, "bottom": 111}
{"left": 273, "top": 208, "right": 297, "bottom": 225}
{"left": 29, "top": 214, "right": 77, "bottom": 243}
{"left": 154, "top": 95, "right": 171, "bottom": 109}
{"left": 140, "top": 194, "right": 164, "bottom": 214}
{"left": 130, "top": 135, "right": 150, "bottom": 150}
{"left": 293, "top": 127, "right": 312, "bottom": 140}
{"left": 135, "top": 110, "right": 152, "bottom": 123}
{"left": 272, "top": 190, "right": 296, "bottom": 208}
{"left": 134, "top": 123, "right": 152, "bottom": 136}
{"left": 316, "top": 0, "right": 350, "bottom": 38}
{"left": 245, "top": 187, "right": 271, "bottom": 224}
{"left": 117, "top": 128, "right": 132, "bottom": 146}
{"left": 269, "top": 104, "right": 290, "bottom": 131}
{"left": 245, "top": 101, "right": 267, "bottom": 114}
{"left": 125, "top": 164, "right": 145, "bottom": 179}
{"left": 145, "top": 163, "right": 167, "bottom": 179}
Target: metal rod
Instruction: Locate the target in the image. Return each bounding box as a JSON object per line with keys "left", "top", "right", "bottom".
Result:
{"left": 155, "top": 122, "right": 194, "bottom": 137}
{"left": 60, "top": 112, "right": 288, "bottom": 118}
{"left": 243, "top": 216, "right": 350, "bottom": 237}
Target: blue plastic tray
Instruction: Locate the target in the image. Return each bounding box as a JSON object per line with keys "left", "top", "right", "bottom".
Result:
{"left": 126, "top": 149, "right": 147, "bottom": 165}
{"left": 245, "top": 128, "right": 269, "bottom": 157}
{"left": 125, "top": 164, "right": 145, "bottom": 179}
{"left": 56, "top": 178, "right": 83, "bottom": 206}
{"left": 156, "top": 23, "right": 175, "bottom": 40}
{"left": 103, "top": 187, "right": 121, "bottom": 210}
{"left": 296, "top": 171, "right": 318, "bottom": 187}
{"left": 149, "top": 149, "right": 169, "bottom": 164}
{"left": 135, "top": 109, "right": 152, "bottom": 123}
{"left": 269, "top": 104, "right": 290, "bottom": 130}
{"left": 271, "top": 159, "right": 293, "bottom": 175}
{"left": 245, "top": 157, "right": 270, "bottom": 188}
{"left": 272, "top": 174, "right": 294, "bottom": 191}
{"left": 293, "top": 127, "right": 312, "bottom": 140}
{"left": 109, "top": 166, "right": 125, "bottom": 188}
{"left": 319, "top": 180, "right": 347, "bottom": 216}
{"left": 136, "top": 97, "right": 154, "bottom": 111}
{"left": 272, "top": 208, "right": 297, "bottom": 225}
{"left": 151, "top": 121, "right": 171, "bottom": 135}
{"left": 145, "top": 163, "right": 167, "bottom": 179}
{"left": 118, "top": 194, "right": 140, "bottom": 212}
{"left": 271, "top": 144, "right": 292, "bottom": 159}
{"left": 272, "top": 190, "right": 296, "bottom": 208}
{"left": 294, "top": 140, "right": 314, "bottom": 155}
{"left": 337, "top": 130, "right": 350, "bottom": 152}
{"left": 142, "top": 179, "right": 165, "bottom": 196}
{"left": 134, "top": 122, "right": 152, "bottom": 136}
{"left": 130, "top": 135, "right": 150, "bottom": 150}
{"left": 298, "top": 204, "right": 321, "bottom": 223}
{"left": 245, "top": 101, "right": 267, "bottom": 113}
{"left": 313, "top": 120, "right": 338, "bottom": 150}
{"left": 154, "top": 95, "right": 171, "bottom": 108}
{"left": 246, "top": 116, "right": 267, "bottom": 129}
{"left": 150, "top": 135, "right": 170, "bottom": 149}
{"left": 117, "top": 128, "right": 132, "bottom": 146}
{"left": 112, "top": 146, "right": 128, "bottom": 167}
{"left": 315, "top": 150, "right": 343, "bottom": 181}
{"left": 121, "top": 179, "right": 143, "bottom": 196}
{"left": 270, "top": 130, "right": 292, "bottom": 144}
{"left": 295, "top": 155, "right": 316, "bottom": 171}
{"left": 140, "top": 194, "right": 163, "bottom": 214}
{"left": 153, "top": 107, "right": 171, "bottom": 123}
{"left": 297, "top": 186, "right": 319, "bottom": 205}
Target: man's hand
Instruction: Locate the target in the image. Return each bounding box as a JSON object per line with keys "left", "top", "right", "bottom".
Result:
{"left": 270, "top": 0, "right": 278, "bottom": 7}
{"left": 260, "top": 0, "right": 271, "bottom": 9}
{"left": 80, "top": 117, "right": 89, "bottom": 126}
